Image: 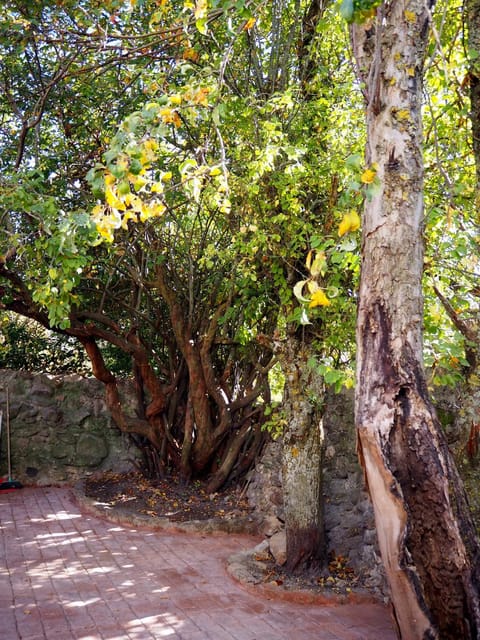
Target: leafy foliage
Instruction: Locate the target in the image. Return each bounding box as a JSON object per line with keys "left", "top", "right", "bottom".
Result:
{"left": 0, "top": 0, "right": 478, "bottom": 488}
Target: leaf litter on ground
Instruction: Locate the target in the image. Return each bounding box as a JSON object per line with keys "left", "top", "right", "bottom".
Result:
{"left": 84, "top": 470, "right": 252, "bottom": 522}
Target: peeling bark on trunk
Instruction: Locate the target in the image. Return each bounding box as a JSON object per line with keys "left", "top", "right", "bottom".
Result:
{"left": 352, "top": 2, "right": 480, "bottom": 638}
{"left": 278, "top": 332, "right": 326, "bottom": 573}
{"left": 468, "top": 0, "right": 480, "bottom": 191}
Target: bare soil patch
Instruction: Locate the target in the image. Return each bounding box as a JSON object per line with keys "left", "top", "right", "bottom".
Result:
{"left": 84, "top": 470, "right": 252, "bottom": 522}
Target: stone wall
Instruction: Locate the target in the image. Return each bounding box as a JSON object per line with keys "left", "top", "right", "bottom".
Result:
{"left": 0, "top": 369, "right": 137, "bottom": 485}
{"left": 247, "top": 388, "right": 387, "bottom": 596}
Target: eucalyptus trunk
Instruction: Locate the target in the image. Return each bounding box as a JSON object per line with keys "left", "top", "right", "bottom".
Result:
{"left": 351, "top": 2, "right": 480, "bottom": 638}
{"left": 278, "top": 332, "right": 325, "bottom": 573}
{"left": 468, "top": 0, "right": 480, "bottom": 191}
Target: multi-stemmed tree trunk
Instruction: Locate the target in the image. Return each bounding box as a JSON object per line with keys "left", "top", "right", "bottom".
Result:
{"left": 351, "top": 2, "right": 480, "bottom": 638}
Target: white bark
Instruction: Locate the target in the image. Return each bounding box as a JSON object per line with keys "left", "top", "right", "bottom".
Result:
{"left": 352, "top": 2, "right": 480, "bottom": 638}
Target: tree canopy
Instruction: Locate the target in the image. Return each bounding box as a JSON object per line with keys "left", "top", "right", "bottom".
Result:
{"left": 0, "top": 0, "right": 478, "bottom": 488}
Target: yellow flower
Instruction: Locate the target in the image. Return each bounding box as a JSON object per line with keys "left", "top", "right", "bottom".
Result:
{"left": 309, "top": 289, "right": 331, "bottom": 308}
{"left": 338, "top": 210, "right": 361, "bottom": 237}
{"left": 361, "top": 168, "right": 376, "bottom": 184}
{"left": 243, "top": 17, "right": 256, "bottom": 31}
{"left": 159, "top": 108, "right": 182, "bottom": 127}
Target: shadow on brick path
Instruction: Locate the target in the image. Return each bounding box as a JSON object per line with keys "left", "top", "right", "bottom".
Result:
{"left": 0, "top": 487, "right": 396, "bottom": 639}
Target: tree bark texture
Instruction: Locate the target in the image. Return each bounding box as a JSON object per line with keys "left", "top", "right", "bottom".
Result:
{"left": 468, "top": 0, "right": 480, "bottom": 190}
{"left": 278, "top": 332, "right": 326, "bottom": 573}
{"left": 352, "top": 2, "right": 480, "bottom": 638}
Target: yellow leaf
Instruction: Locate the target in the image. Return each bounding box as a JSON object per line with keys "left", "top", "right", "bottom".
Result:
{"left": 243, "top": 17, "right": 256, "bottom": 31}
{"left": 305, "top": 249, "right": 313, "bottom": 271}
{"left": 151, "top": 181, "right": 164, "bottom": 194}
{"left": 121, "top": 210, "right": 138, "bottom": 229}
{"left": 104, "top": 173, "right": 116, "bottom": 186}
{"left": 194, "top": 0, "right": 208, "bottom": 20}
{"left": 209, "top": 166, "right": 222, "bottom": 176}
{"left": 309, "top": 289, "right": 331, "bottom": 308}
{"left": 404, "top": 10, "right": 416, "bottom": 22}
{"left": 133, "top": 176, "right": 147, "bottom": 191}
{"left": 124, "top": 193, "right": 143, "bottom": 211}
{"left": 193, "top": 87, "right": 210, "bottom": 106}
{"left": 338, "top": 210, "right": 360, "bottom": 236}
{"left": 143, "top": 138, "right": 159, "bottom": 156}
{"left": 183, "top": 47, "right": 199, "bottom": 62}
{"left": 171, "top": 111, "right": 182, "bottom": 127}
{"left": 105, "top": 187, "right": 126, "bottom": 211}
{"left": 310, "top": 251, "right": 326, "bottom": 277}
{"left": 139, "top": 206, "right": 151, "bottom": 223}
{"left": 97, "top": 223, "right": 114, "bottom": 243}
{"left": 151, "top": 201, "right": 166, "bottom": 217}
{"left": 92, "top": 204, "right": 105, "bottom": 217}
{"left": 159, "top": 107, "right": 174, "bottom": 122}
{"left": 169, "top": 94, "right": 182, "bottom": 105}
{"left": 395, "top": 108, "right": 410, "bottom": 121}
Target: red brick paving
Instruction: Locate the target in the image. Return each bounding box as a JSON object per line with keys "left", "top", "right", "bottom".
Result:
{"left": 0, "top": 487, "right": 397, "bottom": 639}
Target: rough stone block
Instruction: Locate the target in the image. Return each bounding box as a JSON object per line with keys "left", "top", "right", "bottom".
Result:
{"left": 268, "top": 531, "right": 287, "bottom": 566}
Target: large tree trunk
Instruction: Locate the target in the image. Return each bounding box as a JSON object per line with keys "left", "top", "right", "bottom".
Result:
{"left": 468, "top": 0, "right": 480, "bottom": 191}
{"left": 278, "top": 332, "right": 326, "bottom": 573}
{"left": 351, "top": 3, "right": 480, "bottom": 638}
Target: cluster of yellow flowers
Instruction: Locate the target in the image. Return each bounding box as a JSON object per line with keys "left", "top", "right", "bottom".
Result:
{"left": 91, "top": 160, "right": 173, "bottom": 242}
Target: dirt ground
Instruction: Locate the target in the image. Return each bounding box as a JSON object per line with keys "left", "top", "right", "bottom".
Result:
{"left": 85, "top": 470, "right": 252, "bottom": 522}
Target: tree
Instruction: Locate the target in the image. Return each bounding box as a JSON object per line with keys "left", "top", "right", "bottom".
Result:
{"left": 349, "top": 1, "right": 480, "bottom": 637}
{"left": 468, "top": 0, "right": 480, "bottom": 191}
{"left": 0, "top": 0, "right": 277, "bottom": 487}
{"left": 0, "top": 0, "right": 362, "bottom": 572}
{"left": 86, "top": 0, "right": 360, "bottom": 568}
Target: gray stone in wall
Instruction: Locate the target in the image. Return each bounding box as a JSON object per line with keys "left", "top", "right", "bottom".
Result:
{"left": 75, "top": 433, "right": 109, "bottom": 467}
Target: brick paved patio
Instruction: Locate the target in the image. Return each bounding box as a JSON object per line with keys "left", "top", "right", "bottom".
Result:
{"left": 0, "top": 487, "right": 396, "bottom": 639}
